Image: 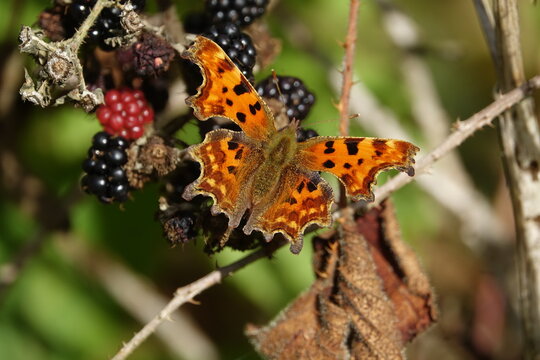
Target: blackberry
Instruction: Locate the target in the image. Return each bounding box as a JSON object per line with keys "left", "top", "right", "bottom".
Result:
{"left": 81, "top": 131, "right": 131, "bottom": 204}
{"left": 296, "top": 128, "right": 319, "bottom": 142}
{"left": 206, "top": 0, "right": 269, "bottom": 27}
{"left": 183, "top": 12, "right": 212, "bottom": 35}
{"left": 64, "top": 0, "right": 146, "bottom": 50}
{"left": 256, "top": 76, "right": 316, "bottom": 121}
{"left": 204, "top": 23, "right": 257, "bottom": 82}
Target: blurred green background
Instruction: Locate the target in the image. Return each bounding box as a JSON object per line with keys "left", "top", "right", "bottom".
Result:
{"left": 1, "top": 0, "right": 540, "bottom": 359}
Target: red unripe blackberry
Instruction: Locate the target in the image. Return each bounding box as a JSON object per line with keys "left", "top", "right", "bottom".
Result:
{"left": 256, "top": 76, "right": 316, "bottom": 121}
{"left": 81, "top": 131, "right": 131, "bottom": 204}
{"left": 96, "top": 88, "right": 154, "bottom": 140}
{"left": 206, "top": 0, "right": 269, "bottom": 27}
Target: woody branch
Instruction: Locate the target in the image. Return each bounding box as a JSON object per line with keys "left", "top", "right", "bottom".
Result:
{"left": 474, "top": 0, "right": 540, "bottom": 356}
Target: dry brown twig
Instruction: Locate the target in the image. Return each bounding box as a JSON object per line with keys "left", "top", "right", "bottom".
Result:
{"left": 347, "top": 0, "right": 508, "bottom": 247}
{"left": 474, "top": 0, "right": 540, "bottom": 356}
{"left": 110, "top": 239, "right": 286, "bottom": 360}
{"left": 365, "top": 75, "right": 540, "bottom": 209}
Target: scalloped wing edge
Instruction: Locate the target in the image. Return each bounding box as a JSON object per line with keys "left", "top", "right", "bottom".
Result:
{"left": 244, "top": 175, "right": 335, "bottom": 254}
{"left": 182, "top": 129, "right": 250, "bottom": 229}
{"left": 345, "top": 142, "right": 419, "bottom": 202}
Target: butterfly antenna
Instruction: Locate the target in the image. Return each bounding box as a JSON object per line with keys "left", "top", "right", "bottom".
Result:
{"left": 271, "top": 70, "right": 289, "bottom": 116}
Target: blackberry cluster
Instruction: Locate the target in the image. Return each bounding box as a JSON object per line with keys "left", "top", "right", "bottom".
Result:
{"left": 65, "top": 0, "right": 146, "bottom": 50}
{"left": 204, "top": 23, "right": 257, "bottom": 82}
{"left": 296, "top": 128, "right": 319, "bottom": 142}
{"left": 206, "top": 0, "right": 269, "bottom": 27}
{"left": 256, "top": 76, "right": 316, "bottom": 121}
{"left": 81, "top": 132, "right": 130, "bottom": 204}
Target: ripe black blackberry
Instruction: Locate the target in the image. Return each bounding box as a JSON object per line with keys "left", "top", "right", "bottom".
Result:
{"left": 256, "top": 75, "right": 316, "bottom": 121}
{"left": 81, "top": 132, "right": 131, "bottom": 204}
{"left": 206, "top": 0, "right": 269, "bottom": 27}
{"left": 204, "top": 23, "right": 257, "bottom": 82}
{"left": 296, "top": 128, "right": 319, "bottom": 142}
{"left": 65, "top": 0, "right": 146, "bottom": 50}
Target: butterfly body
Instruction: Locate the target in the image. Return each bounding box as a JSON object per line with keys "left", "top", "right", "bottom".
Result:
{"left": 251, "top": 125, "right": 298, "bottom": 201}
{"left": 182, "top": 36, "right": 419, "bottom": 253}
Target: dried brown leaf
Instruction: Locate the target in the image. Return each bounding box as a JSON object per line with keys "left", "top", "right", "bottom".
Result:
{"left": 246, "top": 201, "right": 436, "bottom": 359}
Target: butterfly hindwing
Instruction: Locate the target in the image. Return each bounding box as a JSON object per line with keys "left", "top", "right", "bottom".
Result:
{"left": 244, "top": 167, "right": 333, "bottom": 253}
{"left": 298, "top": 137, "right": 419, "bottom": 201}
{"left": 183, "top": 129, "right": 263, "bottom": 228}
{"left": 182, "top": 36, "right": 277, "bottom": 141}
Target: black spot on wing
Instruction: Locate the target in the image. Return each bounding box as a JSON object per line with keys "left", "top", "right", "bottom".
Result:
{"left": 236, "top": 112, "right": 247, "bottom": 123}
{"left": 227, "top": 141, "right": 239, "bottom": 150}
{"left": 307, "top": 182, "right": 317, "bottom": 192}
{"left": 287, "top": 197, "right": 298, "bottom": 205}
{"left": 218, "top": 67, "right": 225, "bottom": 73}
{"left": 323, "top": 160, "right": 335, "bottom": 168}
{"left": 297, "top": 182, "right": 305, "bottom": 193}
{"left": 235, "top": 148, "right": 244, "bottom": 160}
{"left": 345, "top": 140, "right": 359, "bottom": 155}
{"left": 324, "top": 148, "right": 335, "bottom": 154}
{"left": 222, "top": 87, "right": 228, "bottom": 93}
{"left": 249, "top": 104, "right": 257, "bottom": 115}
{"left": 226, "top": 99, "right": 233, "bottom": 106}
{"left": 344, "top": 163, "right": 352, "bottom": 169}
{"left": 227, "top": 166, "right": 236, "bottom": 174}
{"left": 233, "top": 82, "right": 249, "bottom": 96}
{"left": 325, "top": 141, "right": 334, "bottom": 148}
{"left": 357, "top": 158, "right": 364, "bottom": 165}
{"left": 375, "top": 150, "right": 382, "bottom": 157}
{"left": 254, "top": 101, "right": 261, "bottom": 110}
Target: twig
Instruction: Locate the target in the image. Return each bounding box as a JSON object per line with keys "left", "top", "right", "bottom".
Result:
{"left": 477, "top": 0, "right": 540, "bottom": 356}
{"left": 360, "top": 75, "right": 540, "bottom": 209}
{"left": 110, "top": 239, "right": 286, "bottom": 360}
{"left": 331, "top": 74, "right": 507, "bottom": 245}
{"left": 337, "top": 0, "right": 361, "bottom": 205}
{"left": 337, "top": 0, "right": 360, "bottom": 137}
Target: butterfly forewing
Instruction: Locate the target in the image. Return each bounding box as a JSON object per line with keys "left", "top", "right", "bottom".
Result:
{"left": 298, "top": 137, "right": 419, "bottom": 201}
{"left": 183, "top": 36, "right": 277, "bottom": 141}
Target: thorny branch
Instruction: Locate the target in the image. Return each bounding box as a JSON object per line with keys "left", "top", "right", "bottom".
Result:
{"left": 18, "top": 0, "right": 143, "bottom": 111}
{"left": 337, "top": 0, "right": 361, "bottom": 206}
{"left": 345, "top": 0, "right": 508, "bottom": 247}
{"left": 110, "top": 239, "right": 287, "bottom": 360}
{"left": 364, "top": 75, "right": 540, "bottom": 210}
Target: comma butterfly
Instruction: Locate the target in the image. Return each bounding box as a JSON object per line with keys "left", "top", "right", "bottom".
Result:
{"left": 182, "top": 36, "right": 419, "bottom": 253}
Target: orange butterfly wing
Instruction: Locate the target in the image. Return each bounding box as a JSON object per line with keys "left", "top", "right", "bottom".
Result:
{"left": 182, "top": 36, "right": 277, "bottom": 141}
{"left": 244, "top": 167, "right": 333, "bottom": 254}
{"left": 183, "top": 129, "right": 263, "bottom": 228}
{"left": 298, "top": 137, "right": 419, "bottom": 201}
